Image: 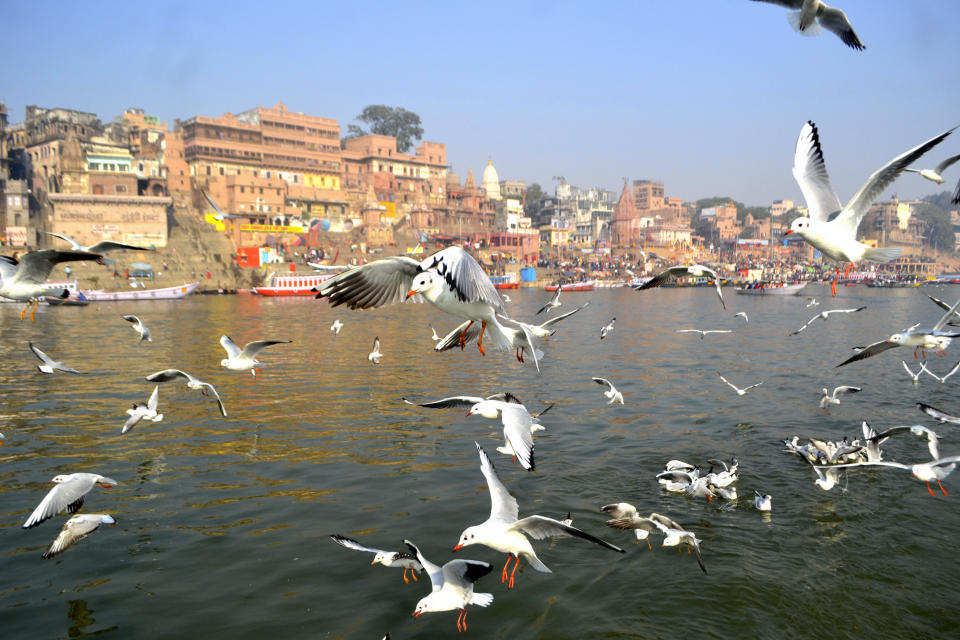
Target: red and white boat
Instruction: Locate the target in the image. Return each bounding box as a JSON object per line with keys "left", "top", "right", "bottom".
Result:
{"left": 254, "top": 271, "right": 339, "bottom": 296}
{"left": 489, "top": 274, "right": 519, "bottom": 289}
{"left": 544, "top": 280, "right": 595, "bottom": 292}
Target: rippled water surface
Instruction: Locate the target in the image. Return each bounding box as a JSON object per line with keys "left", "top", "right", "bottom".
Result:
{"left": 2, "top": 286, "right": 960, "bottom": 639}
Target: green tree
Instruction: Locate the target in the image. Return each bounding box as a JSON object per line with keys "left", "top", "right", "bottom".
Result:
{"left": 913, "top": 200, "right": 955, "bottom": 253}
{"left": 343, "top": 105, "right": 424, "bottom": 153}
{"left": 524, "top": 183, "right": 545, "bottom": 218}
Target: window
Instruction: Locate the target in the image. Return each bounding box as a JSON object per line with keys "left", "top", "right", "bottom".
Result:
{"left": 116, "top": 184, "right": 127, "bottom": 193}
{"left": 240, "top": 186, "right": 245, "bottom": 193}
{"left": 219, "top": 167, "right": 224, "bottom": 175}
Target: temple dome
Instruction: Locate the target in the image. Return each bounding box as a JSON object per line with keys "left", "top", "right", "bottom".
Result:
{"left": 481, "top": 159, "right": 501, "bottom": 200}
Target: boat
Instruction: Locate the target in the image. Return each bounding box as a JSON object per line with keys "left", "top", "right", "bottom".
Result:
{"left": 489, "top": 274, "right": 519, "bottom": 290}
{"left": 735, "top": 281, "right": 808, "bottom": 295}
{"left": 82, "top": 282, "right": 200, "bottom": 301}
{"left": 544, "top": 281, "right": 595, "bottom": 292}
{"left": 254, "top": 272, "right": 338, "bottom": 296}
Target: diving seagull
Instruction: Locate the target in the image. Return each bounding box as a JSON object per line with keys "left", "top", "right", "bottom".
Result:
{"left": 637, "top": 264, "right": 725, "bottom": 309}
{"left": 405, "top": 539, "right": 493, "bottom": 633}
{"left": 717, "top": 372, "right": 764, "bottom": 396}
{"left": 600, "top": 318, "right": 616, "bottom": 339}
{"left": 29, "top": 342, "right": 80, "bottom": 374}
{"left": 920, "top": 360, "right": 960, "bottom": 385}
{"left": 330, "top": 319, "right": 343, "bottom": 335}
{"left": 592, "top": 377, "right": 624, "bottom": 405}
{"left": 43, "top": 514, "right": 116, "bottom": 559}
{"left": 904, "top": 153, "right": 960, "bottom": 184}
{"left": 751, "top": 0, "right": 865, "bottom": 51}
{"left": 837, "top": 296, "right": 960, "bottom": 367}
{"left": 329, "top": 534, "right": 424, "bottom": 584}
{"left": 819, "top": 385, "right": 861, "bottom": 408}
{"left": 369, "top": 336, "right": 382, "bottom": 364}
{"left": 466, "top": 400, "right": 541, "bottom": 471}
{"left": 677, "top": 329, "right": 732, "bottom": 339}
{"left": 22, "top": 473, "right": 118, "bottom": 529}
{"left": 0, "top": 249, "right": 102, "bottom": 321}
{"left": 122, "top": 315, "right": 151, "bottom": 343}
{"left": 123, "top": 385, "right": 163, "bottom": 434}
{"left": 903, "top": 361, "right": 923, "bottom": 384}
{"left": 784, "top": 121, "right": 955, "bottom": 295}
{"left": 219, "top": 335, "right": 292, "bottom": 376}
{"left": 43, "top": 230, "right": 153, "bottom": 254}
{"left": 536, "top": 287, "right": 562, "bottom": 315}
{"left": 453, "top": 443, "right": 624, "bottom": 589}
{"left": 316, "top": 246, "right": 509, "bottom": 357}
{"left": 790, "top": 306, "right": 866, "bottom": 335}
{"left": 145, "top": 369, "right": 227, "bottom": 417}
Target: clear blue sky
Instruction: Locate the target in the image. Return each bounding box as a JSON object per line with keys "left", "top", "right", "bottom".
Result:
{"left": 3, "top": 0, "right": 959, "bottom": 207}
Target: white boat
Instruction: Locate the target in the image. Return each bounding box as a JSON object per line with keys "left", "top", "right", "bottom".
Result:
{"left": 735, "top": 281, "right": 808, "bottom": 296}
{"left": 82, "top": 282, "right": 200, "bottom": 301}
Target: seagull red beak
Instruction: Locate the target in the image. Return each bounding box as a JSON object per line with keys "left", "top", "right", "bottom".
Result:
{"left": 412, "top": 610, "right": 421, "bottom": 618}
{"left": 406, "top": 289, "right": 417, "bottom": 299}
{"left": 452, "top": 544, "right": 463, "bottom": 552}
{"left": 783, "top": 230, "right": 793, "bottom": 235}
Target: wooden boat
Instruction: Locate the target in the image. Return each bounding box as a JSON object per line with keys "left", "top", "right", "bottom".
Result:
{"left": 544, "top": 281, "right": 595, "bottom": 292}
{"left": 734, "top": 281, "right": 808, "bottom": 296}
{"left": 83, "top": 282, "right": 200, "bottom": 301}
{"left": 254, "top": 272, "right": 337, "bottom": 296}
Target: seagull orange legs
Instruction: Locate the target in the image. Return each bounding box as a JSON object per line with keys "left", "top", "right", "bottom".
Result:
{"left": 500, "top": 553, "right": 521, "bottom": 588}
{"left": 476, "top": 321, "right": 487, "bottom": 356}
{"left": 459, "top": 321, "right": 474, "bottom": 349}
{"left": 401, "top": 567, "right": 418, "bottom": 583}
{"left": 456, "top": 608, "right": 468, "bottom": 632}
{"left": 20, "top": 299, "right": 39, "bottom": 322}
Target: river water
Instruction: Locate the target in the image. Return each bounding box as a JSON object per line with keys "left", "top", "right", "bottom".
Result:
{"left": 1, "top": 286, "right": 959, "bottom": 639}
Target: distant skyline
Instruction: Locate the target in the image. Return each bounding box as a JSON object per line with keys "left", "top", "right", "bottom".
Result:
{"left": 4, "top": 1, "right": 959, "bottom": 208}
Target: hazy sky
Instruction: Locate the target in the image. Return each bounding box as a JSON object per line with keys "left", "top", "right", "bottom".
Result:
{"left": 3, "top": 1, "right": 958, "bottom": 207}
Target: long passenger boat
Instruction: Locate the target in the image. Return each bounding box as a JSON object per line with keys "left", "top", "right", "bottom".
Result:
{"left": 254, "top": 272, "right": 338, "bottom": 296}
{"left": 734, "top": 281, "right": 808, "bottom": 295}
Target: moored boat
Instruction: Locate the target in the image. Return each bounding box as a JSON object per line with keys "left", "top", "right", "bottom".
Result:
{"left": 735, "top": 281, "right": 808, "bottom": 295}
{"left": 83, "top": 282, "right": 200, "bottom": 301}
{"left": 489, "top": 274, "right": 519, "bottom": 289}
{"left": 254, "top": 272, "right": 337, "bottom": 296}
{"left": 544, "top": 280, "right": 595, "bottom": 292}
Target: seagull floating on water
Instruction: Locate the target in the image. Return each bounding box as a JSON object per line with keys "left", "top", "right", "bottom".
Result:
{"left": 122, "top": 315, "right": 151, "bottom": 344}
{"left": 219, "top": 335, "right": 291, "bottom": 376}
{"left": 751, "top": 0, "right": 865, "bottom": 51}
{"left": 902, "top": 361, "right": 923, "bottom": 384}
{"left": 329, "top": 534, "right": 424, "bottom": 584}
{"left": 29, "top": 342, "right": 80, "bottom": 374}
{"left": 369, "top": 336, "right": 383, "bottom": 364}
{"left": 43, "top": 514, "right": 116, "bottom": 559}
{"left": 146, "top": 369, "right": 227, "bottom": 417}
{"left": 23, "top": 473, "right": 118, "bottom": 528}
{"left": 753, "top": 491, "right": 772, "bottom": 512}
{"left": 453, "top": 443, "right": 624, "bottom": 588}
{"left": 405, "top": 538, "right": 493, "bottom": 633}
{"left": 784, "top": 121, "right": 955, "bottom": 295}
{"left": 592, "top": 377, "right": 624, "bottom": 405}
{"left": 123, "top": 385, "right": 163, "bottom": 434}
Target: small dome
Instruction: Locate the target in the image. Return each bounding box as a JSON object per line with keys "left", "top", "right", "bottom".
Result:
{"left": 446, "top": 169, "right": 461, "bottom": 187}
{"left": 481, "top": 159, "right": 501, "bottom": 200}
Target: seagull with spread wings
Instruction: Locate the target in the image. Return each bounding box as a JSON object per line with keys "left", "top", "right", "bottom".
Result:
{"left": 790, "top": 306, "right": 866, "bottom": 335}
{"left": 329, "top": 534, "right": 424, "bottom": 584}
{"left": 636, "top": 264, "right": 725, "bottom": 309}
{"left": 751, "top": 0, "right": 865, "bottom": 51}
{"left": 784, "top": 121, "right": 954, "bottom": 295}
{"left": 0, "top": 249, "right": 102, "bottom": 321}
{"left": 29, "top": 342, "right": 80, "bottom": 374}
{"left": 43, "top": 230, "right": 152, "bottom": 254}
{"left": 219, "top": 335, "right": 292, "bottom": 376}
{"left": 904, "top": 153, "right": 960, "bottom": 185}
{"left": 405, "top": 539, "right": 493, "bottom": 632}
{"left": 146, "top": 369, "right": 227, "bottom": 417}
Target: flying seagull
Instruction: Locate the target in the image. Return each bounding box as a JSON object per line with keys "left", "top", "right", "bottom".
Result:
{"left": 123, "top": 385, "right": 163, "bottom": 434}
{"left": 904, "top": 153, "right": 960, "bottom": 184}
{"left": 29, "top": 342, "right": 80, "bottom": 374}
{"left": 369, "top": 336, "right": 383, "bottom": 364}
{"left": 219, "top": 335, "right": 292, "bottom": 376}
{"left": 751, "top": 0, "right": 865, "bottom": 51}
{"left": 592, "top": 377, "right": 624, "bottom": 405}
{"left": 146, "top": 369, "right": 227, "bottom": 417}
{"left": 315, "top": 246, "right": 509, "bottom": 356}
{"left": 902, "top": 361, "right": 923, "bottom": 384}
{"left": 330, "top": 319, "right": 343, "bottom": 335}
{"left": 735, "top": 312, "right": 748, "bottom": 323}
{"left": 790, "top": 306, "right": 866, "bottom": 335}
{"left": 677, "top": 329, "right": 732, "bottom": 339}
{"left": 837, "top": 297, "right": 960, "bottom": 367}
{"left": 920, "top": 360, "right": 960, "bottom": 385}
{"left": 23, "top": 473, "right": 118, "bottom": 529}
{"left": 604, "top": 511, "right": 706, "bottom": 574}
{"left": 917, "top": 402, "right": 960, "bottom": 425}
{"left": 453, "top": 443, "right": 624, "bottom": 589}
{"left": 819, "top": 385, "right": 861, "bottom": 408}
{"left": 600, "top": 318, "right": 616, "bottom": 339}
{"left": 43, "top": 514, "right": 116, "bottom": 559}
{"left": 122, "top": 315, "right": 152, "bottom": 344}
{"left": 405, "top": 539, "right": 493, "bottom": 633}
{"left": 43, "top": 230, "right": 153, "bottom": 254}
{"left": 717, "top": 372, "right": 764, "bottom": 396}
{"left": 329, "top": 534, "right": 424, "bottom": 584}
{"left": 536, "top": 287, "right": 562, "bottom": 315}
{"left": 637, "top": 265, "right": 725, "bottom": 309}
{"left": 784, "top": 121, "right": 954, "bottom": 295}
{"left": 0, "top": 249, "right": 102, "bottom": 321}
